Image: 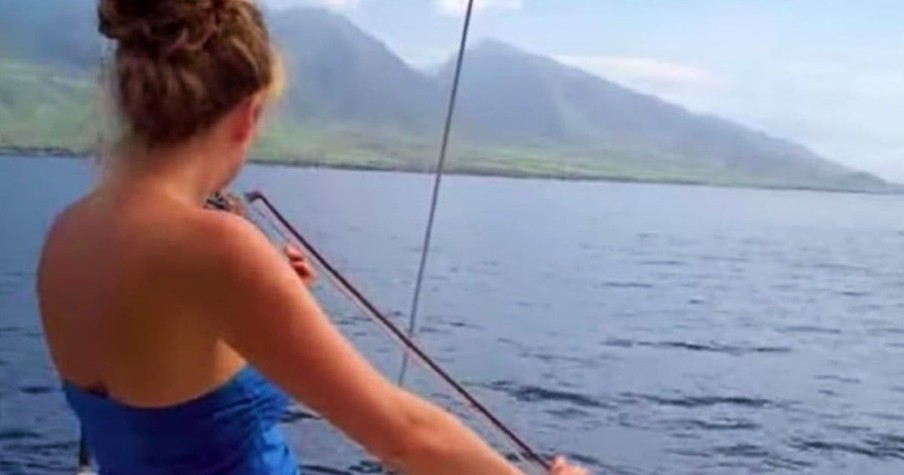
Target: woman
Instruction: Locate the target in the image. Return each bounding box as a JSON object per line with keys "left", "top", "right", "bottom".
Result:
{"left": 37, "top": 0, "right": 587, "bottom": 474}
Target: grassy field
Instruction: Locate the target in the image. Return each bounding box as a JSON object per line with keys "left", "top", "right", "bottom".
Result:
{"left": 252, "top": 120, "right": 780, "bottom": 187}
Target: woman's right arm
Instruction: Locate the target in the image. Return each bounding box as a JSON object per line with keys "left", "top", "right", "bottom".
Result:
{"left": 196, "top": 214, "right": 528, "bottom": 475}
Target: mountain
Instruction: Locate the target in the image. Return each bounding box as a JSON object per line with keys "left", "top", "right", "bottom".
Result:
{"left": 268, "top": 8, "right": 441, "bottom": 134}
{"left": 450, "top": 40, "right": 884, "bottom": 189}
{"left": 0, "top": 0, "right": 102, "bottom": 70}
{"left": 0, "top": 60, "right": 95, "bottom": 150}
{"left": 0, "top": 1, "right": 894, "bottom": 192}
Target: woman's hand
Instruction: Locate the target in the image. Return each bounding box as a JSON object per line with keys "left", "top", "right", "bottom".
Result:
{"left": 285, "top": 244, "right": 317, "bottom": 286}
{"left": 549, "top": 456, "right": 589, "bottom": 475}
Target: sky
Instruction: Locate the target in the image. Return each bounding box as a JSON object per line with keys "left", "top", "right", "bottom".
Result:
{"left": 261, "top": 0, "right": 904, "bottom": 181}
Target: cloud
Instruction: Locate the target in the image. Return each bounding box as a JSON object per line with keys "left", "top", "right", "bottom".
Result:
{"left": 436, "top": 0, "right": 523, "bottom": 16}
{"left": 262, "top": 0, "right": 362, "bottom": 11}
{"left": 557, "top": 55, "right": 728, "bottom": 91}
{"left": 321, "top": 0, "right": 361, "bottom": 9}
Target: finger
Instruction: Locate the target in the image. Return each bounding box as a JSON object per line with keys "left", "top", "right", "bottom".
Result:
{"left": 293, "top": 262, "right": 318, "bottom": 286}
{"left": 567, "top": 463, "right": 588, "bottom": 475}
{"left": 549, "top": 456, "right": 566, "bottom": 474}
{"left": 291, "top": 260, "right": 313, "bottom": 275}
{"left": 284, "top": 244, "right": 304, "bottom": 260}
{"left": 301, "top": 264, "right": 317, "bottom": 280}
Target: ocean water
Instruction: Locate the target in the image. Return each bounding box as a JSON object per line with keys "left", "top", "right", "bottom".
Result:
{"left": 1, "top": 156, "right": 904, "bottom": 474}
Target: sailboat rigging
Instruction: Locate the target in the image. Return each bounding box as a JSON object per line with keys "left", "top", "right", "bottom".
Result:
{"left": 399, "top": 0, "right": 476, "bottom": 387}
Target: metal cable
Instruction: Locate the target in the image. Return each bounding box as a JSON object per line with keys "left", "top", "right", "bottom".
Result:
{"left": 399, "top": 0, "right": 477, "bottom": 386}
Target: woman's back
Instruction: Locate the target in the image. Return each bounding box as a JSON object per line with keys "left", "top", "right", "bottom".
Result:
{"left": 39, "top": 189, "right": 301, "bottom": 474}
{"left": 38, "top": 188, "right": 246, "bottom": 408}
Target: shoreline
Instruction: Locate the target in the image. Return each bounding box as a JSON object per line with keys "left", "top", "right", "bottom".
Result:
{"left": 2, "top": 148, "right": 900, "bottom": 196}
{"left": 0, "top": 146, "right": 91, "bottom": 158}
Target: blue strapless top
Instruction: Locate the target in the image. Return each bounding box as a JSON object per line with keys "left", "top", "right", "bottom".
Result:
{"left": 63, "top": 366, "right": 301, "bottom": 475}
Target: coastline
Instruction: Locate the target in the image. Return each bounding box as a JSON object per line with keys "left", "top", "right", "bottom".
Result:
{"left": 0, "top": 146, "right": 92, "bottom": 159}
{"left": 2, "top": 147, "right": 900, "bottom": 196}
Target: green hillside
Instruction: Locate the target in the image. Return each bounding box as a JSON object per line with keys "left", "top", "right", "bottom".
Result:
{"left": 0, "top": 60, "right": 95, "bottom": 151}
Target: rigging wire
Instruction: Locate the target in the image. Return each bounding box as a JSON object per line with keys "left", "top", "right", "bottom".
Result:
{"left": 398, "top": 0, "right": 477, "bottom": 386}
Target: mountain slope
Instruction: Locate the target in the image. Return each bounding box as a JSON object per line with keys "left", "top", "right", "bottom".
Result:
{"left": 449, "top": 41, "right": 882, "bottom": 189}
{"left": 269, "top": 8, "right": 442, "bottom": 134}
{"left": 0, "top": 0, "right": 101, "bottom": 71}
{"left": 0, "top": 60, "right": 95, "bottom": 150}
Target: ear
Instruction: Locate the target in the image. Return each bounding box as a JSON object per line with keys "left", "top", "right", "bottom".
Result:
{"left": 229, "top": 94, "right": 265, "bottom": 145}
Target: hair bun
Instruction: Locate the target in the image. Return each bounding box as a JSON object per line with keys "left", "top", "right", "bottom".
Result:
{"left": 99, "top": 0, "right": 236, "bottom": 58}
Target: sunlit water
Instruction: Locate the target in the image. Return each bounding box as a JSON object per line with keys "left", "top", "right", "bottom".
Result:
{"left": 2, "top": 157, "right": 904, "bottom": 474}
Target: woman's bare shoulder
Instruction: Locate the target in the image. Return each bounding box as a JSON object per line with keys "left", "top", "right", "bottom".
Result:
{"left": 173, "top": 208, "right": 286, "bottom": 283}
{"left": 37, "top": 196, "right": 101, "bottom": 279}
{"left": 38, "top": 194, "right": 287, "bottom": 310}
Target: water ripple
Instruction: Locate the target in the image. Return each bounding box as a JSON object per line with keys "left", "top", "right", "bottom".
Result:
{"left": 807, "top": 262, "right": 873, "bottom": 274}
{"left": 524, "top": 351, "right": 608, "bottom": 367}
{"left": 815, "top": 374, "right": 861, "bottom": 385}
{"left": 599, "top": 337, "right": 791, "bottom": 356}
{"left": 596, "top": 281, "right": 655, "bottom": 290}
{"left": 778, "top": 325, "right": 843, "bottom": 335}
{"left": 669, "top": 417, "right": 761, "bottom": 431}
{"left": 485, "top": 381, "right": 607, "bottom": 409}
{"left": 792, "top": 433, "right": 904, "bottom": 460}
{"left": 19, "top": 385, "right": 54, "bottom": 396}
{"left": 0, "top": 429, "right": 41, "bottom": 441}
{"left": 834, "top": 289, "right": 870, "bottom": 298}
{"left": 626, "top": 393, "right": 777, "bottom": 409}
{"left": 601, "top": 338, "right": 635, "bottom": 348}
{"left": 638, "top": 340, "right": 792, "bottom": 356}
{"left": 639, "top": 259, "right": 686, "bottom": 267}
{"left": 713, "top": 443, "right": 770, "bottom": 458}
{"left": 544, "top": 407, "right": 593, "bottom": 420}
